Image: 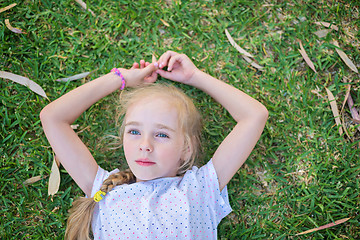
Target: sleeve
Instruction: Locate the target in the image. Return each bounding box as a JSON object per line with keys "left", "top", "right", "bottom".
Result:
{"left": 187, "top": 159, "right": 233, "bottom": 224}
{"left": 89, "top": 166, "right": 119, "bottom": 198}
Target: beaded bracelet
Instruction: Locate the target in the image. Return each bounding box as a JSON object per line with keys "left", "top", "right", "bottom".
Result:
{"left": 111, "top": 68, "right": 126, "bottom": 90}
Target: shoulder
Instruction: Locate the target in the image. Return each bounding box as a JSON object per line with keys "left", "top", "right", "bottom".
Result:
{"left": 89, "top": 166, "right": 119, "bottom": 197}
{"left": 179, "top": 159, "right": 220, "bottom": 189}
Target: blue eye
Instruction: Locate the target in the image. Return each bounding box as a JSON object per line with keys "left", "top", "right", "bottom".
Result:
{"left": 157, "top": 133, "right": 169, "bottom": 138}
{"left": 129, "top": 130, "right": 140, "bottom": 135}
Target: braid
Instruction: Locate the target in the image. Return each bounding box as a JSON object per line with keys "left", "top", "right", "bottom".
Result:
{"left": 100, "top": 169, "right": 136, "bottom": 193}
{"left": 65, "top": 169, "right": 135, "bottom": 240}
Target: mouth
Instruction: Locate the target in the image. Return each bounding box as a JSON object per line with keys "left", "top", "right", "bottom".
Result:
{"left": 135, "top": 159, "right": 156, "bottom": 166}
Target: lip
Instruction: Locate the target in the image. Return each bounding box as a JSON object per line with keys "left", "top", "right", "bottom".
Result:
{"left": 135, "top": 159, "right": 156, "bottom": 166}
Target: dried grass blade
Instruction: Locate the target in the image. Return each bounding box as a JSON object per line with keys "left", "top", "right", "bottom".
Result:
{"left": 160, "top": 19, "right": 170, "bottom": 27}
{"left": 296, "top": 218, "right": 350, "bottom": 236}
{"left": 0, "top": 71, "right": 48, "bottom": 98}
{"left": 298, "top": 41, "right": 317, "bottom": 73}
{"left": 314, "top": 21, "right": 339, "bottom": 31}
{"left": 313, "top": 29, "right": 332, "bottom": 38}
{"left": 23, "top": 175, "right": 42, "bottom": 185}
{"left": 0, "top": 3, "right": 17, "bottom": 13}
{"left": 56, "top": 71, "right": 92, "bottom": 82}
{"left": 333, "top": 41, "right": 358, "bottom": 73}
{"left": 225, "top": 29, "right": 254, "bottom": 58}
{"left": 48, "top": 156, "right": 61, "bottom": 196}
{"left": 75, "top": 0, "right": 95, "bottom": 16}
{"left": 242, "top": 55, "right": 264, "bottom": 71}
{"left": 5, "top": 19, "right": 25, "bottom": 34}
{"left": 326, "top": 88, "right": 343, "bottom": 135}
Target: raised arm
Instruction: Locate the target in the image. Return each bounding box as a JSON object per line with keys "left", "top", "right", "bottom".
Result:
{"left": 156, "top": 51, "right": 268, "bottom": 191}
{"left": 40, "top": 62, "right": 158, "bottom": 196}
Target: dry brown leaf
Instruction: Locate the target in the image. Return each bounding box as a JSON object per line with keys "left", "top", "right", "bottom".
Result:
{"left": 341, "top": 114, "right": 351, "bottom": 140}
{"left": 340, "top": 85, "right": 351, "bottom": 114}
{"left": 56, "top": 72, "right": 92, "bottom": 82}
{"left": 0, "top": 71, "right": 48, "bottom": 98}
{"left": 296, "top": 217, "right": 350, "bottom": 236}
{"left": 48, "top": 156, "right": 61, "bottom": 196}
{"left": 333, "top": 41, "right": 358, "bottom": 73}
{"left": 314, "top": 21, "right": 339, "bottom": 31}
{"left": 313, "top": 29, "right": 332, "bottom": 38}
{"left": 326, "top": 87, "right": 343, "bottom": 135}
{"left": 5, "top": 19, "right": 25, "bottom": 34}
{"left": 242, "top": 55, "right": 264, "bottom": 71}
{"left": 55, "top": 155, "right": 61, "bottom": 168}
{"left": 225, "top": 29, "right": 254, "bottom": 58}
{"left": 75, "top": 0, "right": 95, "bottom": 16}
{"left": 0, "top": 3, "right": 17, "bottom": 13}
{"left": 160, "top": 19, "right": 170, "bottom": 27}
{"left": 347, "top": 93, "right": 360, "bottom": 132}
{"left": 298, "top": 41, "right": 317, "bottom": 73}
{"left": 352, "top": 118, "right": 360, "bottom": 124}
{"left": 23, "top": 175, "right": 42, "bottom": 185}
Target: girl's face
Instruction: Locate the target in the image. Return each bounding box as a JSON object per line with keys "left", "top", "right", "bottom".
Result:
{"left": 123, "top": 96, "right": 188, "bottom": 182}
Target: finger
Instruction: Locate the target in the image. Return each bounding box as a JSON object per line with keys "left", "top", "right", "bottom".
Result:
{"left": 152, "top": 54, "right": 157, "bottom": 63}
{"left": 145, "top": 62, "right": 150, "bottom": 67}
{"left": 140, "top": 60, "right": 145, "bottom": 69}
{"left": 167, "top": 54, "right": 183, "bottom": 71}
{"left": 144, "top": 72, "right": 158, "bottom": 83}
{"left": 158, "top": 51, "right": 178, "bottom": 69}
{"left": 139, "top": 62, "right": 158, "bottom": 78}
{"left": 156, "top": 69, "right": 173, "bottom": 80}
{"left": 131, "top": 62, "right": 139, "bottom": 69}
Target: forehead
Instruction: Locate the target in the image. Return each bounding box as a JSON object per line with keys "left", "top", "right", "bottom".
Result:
{"left": 125, "top": 96, "right": 180, "bottom": 128}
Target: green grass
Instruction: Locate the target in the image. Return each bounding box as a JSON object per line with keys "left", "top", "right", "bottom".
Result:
{"left": 1, "top": 0, "right": 360, "bottom": 239}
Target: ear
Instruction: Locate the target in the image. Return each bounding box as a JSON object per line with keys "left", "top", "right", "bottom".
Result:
{"left": 181, "top": 141, "right": 193, "bottom": 163}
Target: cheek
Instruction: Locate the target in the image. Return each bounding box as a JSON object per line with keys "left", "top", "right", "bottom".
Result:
{"left": 158, "top": 143, "right": 184, "bottom": 161}
{"left": 123, "top": 137, "right": 134, "bottom": 155}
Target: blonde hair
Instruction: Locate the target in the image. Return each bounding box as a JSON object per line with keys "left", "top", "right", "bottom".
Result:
{"left": 65, "top": 83, "right": 202, "bottom": 239}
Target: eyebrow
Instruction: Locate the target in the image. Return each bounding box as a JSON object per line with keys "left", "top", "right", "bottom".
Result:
{"left": 125, "top": 121, "right": 176, "bottom": 132}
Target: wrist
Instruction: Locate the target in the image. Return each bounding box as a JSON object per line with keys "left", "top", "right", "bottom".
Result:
{"left": 111, "top": 68, "right": 126, "bottom": 90}
{"left": 188, "top": 69, "right": 205, "bottom": 88}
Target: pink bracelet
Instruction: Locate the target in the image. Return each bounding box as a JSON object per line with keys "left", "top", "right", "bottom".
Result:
{"left": 111, "top": 68, "right": 126, "bottom": 90}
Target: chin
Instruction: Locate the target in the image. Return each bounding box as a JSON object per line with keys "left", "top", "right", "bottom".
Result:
{"left": 135, "top": 175, "right": 156, "bottom": 182}
{"left": 132, "top": 171, "right": 157, "bottom": 182}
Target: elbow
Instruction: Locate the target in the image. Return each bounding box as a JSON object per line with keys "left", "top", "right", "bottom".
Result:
{"left": 39, "top": 106, "right": 49, "bottom": 122}
{"left": 260, "top": 105, "right": 269, "bottom": 122}
{"left": 39, "top": 105, "right": 54, "bottom": 125}
{"left": 258, "top": 104, "right": 269, "bottom": 125}
{"left": 250, "top": 104, "right": 268, "bottom": 126}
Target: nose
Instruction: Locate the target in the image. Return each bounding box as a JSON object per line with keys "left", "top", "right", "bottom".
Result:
{"left": 139, "top": 136, "right": 153, "bottom": 153}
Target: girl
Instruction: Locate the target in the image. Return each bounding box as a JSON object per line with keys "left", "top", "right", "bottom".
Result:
{"left": 40, "top": 51, "right": 268, "bottom": 239}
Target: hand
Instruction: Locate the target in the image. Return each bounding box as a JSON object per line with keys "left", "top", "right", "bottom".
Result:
{"left": 130, "top": 59, "right": 158, "bottom": 83}
{"left": 118, "top": 59, "right": 158, "bottom": 88}
{"left": 156, "top": 51, "right": 200, "bottom": 85}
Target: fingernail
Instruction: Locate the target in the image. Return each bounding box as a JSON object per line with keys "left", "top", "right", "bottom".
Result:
{"left": 154, "top": 62, "right": 158, "bottom": 67}
{"left": 159, "top": 63, "right": 163, "bottom": 68}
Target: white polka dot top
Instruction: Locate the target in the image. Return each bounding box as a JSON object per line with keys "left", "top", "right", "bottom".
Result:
{"left": 90, "top": 159, "right": 232, "bottom": 239}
